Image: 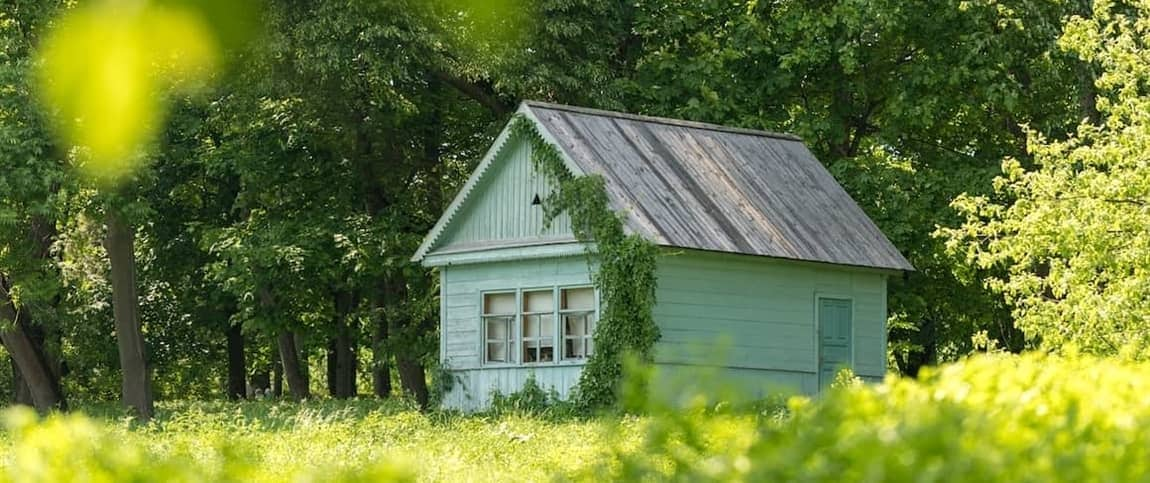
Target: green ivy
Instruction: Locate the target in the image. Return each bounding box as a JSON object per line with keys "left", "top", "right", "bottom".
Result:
{"left": 509, "top": 116, "right": 660, "bottom": 409}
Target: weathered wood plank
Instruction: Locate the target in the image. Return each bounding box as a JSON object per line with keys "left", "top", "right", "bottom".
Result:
{"left": 527, "top": 102, "right": 914, "bottom": 271}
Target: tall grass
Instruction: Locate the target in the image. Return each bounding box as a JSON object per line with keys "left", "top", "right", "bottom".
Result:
{"left": 4, "top": 353, "right": 1150, "bottom": 482}
{"left": 0, "top": 398, "right": 640, "bottom": 482}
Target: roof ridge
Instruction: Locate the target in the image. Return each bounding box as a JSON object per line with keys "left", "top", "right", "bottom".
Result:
{"left": 523, "top": 100, "right": 803, "bottom": 142}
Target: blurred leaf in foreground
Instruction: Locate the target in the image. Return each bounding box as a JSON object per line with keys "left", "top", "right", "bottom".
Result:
{"left": 35, "top": 1, "right": 236, "bottom": 185}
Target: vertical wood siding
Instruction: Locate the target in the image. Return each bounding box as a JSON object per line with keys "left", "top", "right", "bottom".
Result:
{"left": 652, "top": 250, "right": 888, "bottom": 394}
{"left": 436, "top": 140, "right": 573, "bottom": 252}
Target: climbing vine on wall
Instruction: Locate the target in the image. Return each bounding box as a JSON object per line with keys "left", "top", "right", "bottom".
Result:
{"left": 509, "top": 116, "right": 660, "bottom": 409}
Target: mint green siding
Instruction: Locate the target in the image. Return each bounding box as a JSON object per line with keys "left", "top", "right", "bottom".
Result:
{"left": 420, "top": 106, "right": 904, "bottom": 411}
{"left": 437, "top": 249, "right": 888, "bottom": 410}
{"left": 439, "top": 254, "right": 593, "bottom": 410}
{"left": 434, "top": 140, "right": 572, "bottom": 254}
{"left": 653, "top": 250, "right": 887, "bottom": 395}
{"left": 438, "top": 249, "right": 890, "bottom": 410}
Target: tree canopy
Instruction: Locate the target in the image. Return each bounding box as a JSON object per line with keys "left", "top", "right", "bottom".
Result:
{"left": 1, "top": 0, "right": 1146, "bottom": 410}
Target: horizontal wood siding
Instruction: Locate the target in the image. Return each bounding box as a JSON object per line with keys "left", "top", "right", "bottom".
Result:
{"left": 441, "top": 365, "right": 585, "bottom": 412}
{"left": 437, "top": 249, "right": 886, "bottom": 409}
{"left": 441, "top": 256, "right": 594, "bottom": 370}
{"left": 436, "top": 140, "right": 573, "bottom": 252}
{"left": 651, "top": 364, "right": 817, "bottom": 401}
{"left": 440, "top": 256, "right": 594, "bottom": 410}
{"left": 653, "top": 250, "right": 888, "bottom": 391}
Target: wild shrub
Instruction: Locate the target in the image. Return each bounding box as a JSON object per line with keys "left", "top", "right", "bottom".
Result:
{"left": 488, "top": 374, "right": 577, "bottom": 418}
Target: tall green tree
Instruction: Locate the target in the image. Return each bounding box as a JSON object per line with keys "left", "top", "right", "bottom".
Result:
{"left": 946, "top": 0, "right": 1150, "bottom": 356}
{"left": 0, "top": 0, "right": 71, "bottom": 412}
{"left": 194, "top": 0, "right": 501, "bottom": 405}
{"left": 609, "top": 0, "right": 1094, "bottom": 372}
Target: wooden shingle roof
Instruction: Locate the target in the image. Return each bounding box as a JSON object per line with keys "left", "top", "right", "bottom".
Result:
{"left": 523, "top": 102, "right": 914, "bottom": 272}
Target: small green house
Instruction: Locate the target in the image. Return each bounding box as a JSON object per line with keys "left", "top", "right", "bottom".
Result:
{"left": 412, "top": 102, "right": 913, "bottom": 411}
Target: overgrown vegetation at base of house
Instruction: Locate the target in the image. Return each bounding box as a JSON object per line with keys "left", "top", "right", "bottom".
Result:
{"left": 4, "top": 354, "right": 1150, "bottom": 482}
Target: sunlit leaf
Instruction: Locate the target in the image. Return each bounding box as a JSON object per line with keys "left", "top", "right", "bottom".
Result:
{"left": 36, "top": 2, "right": 221, "bottom": 185}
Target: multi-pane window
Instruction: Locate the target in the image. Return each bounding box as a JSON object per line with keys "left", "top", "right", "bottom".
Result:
{"left": 482, "top": 292, "right": 516, "bottom": 363}
{"left": 561, "top": 287, "right": 596, "bottom": 360}
{"left": 481, "top": 286, "right": 597, "bottom": 365}
{"left": 522, "top": 290, "right": 555, "bottom": 363}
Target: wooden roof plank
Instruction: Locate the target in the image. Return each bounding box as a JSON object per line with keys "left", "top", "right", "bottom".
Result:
{"left": 528, "top": 103, "right": 913, "bottom": 272}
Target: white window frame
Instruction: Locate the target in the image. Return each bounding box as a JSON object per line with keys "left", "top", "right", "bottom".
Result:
{"left": 481, "top": 290, "right": 518, "bottom": 365}
{"left": 520, "top": 287, "right": 557, "bottom": 365}
{"left": 559, "top": 286, "right": 597, "bottom": 362}
{"left": 478, "top": 285, "right": 598, "bottom": 367}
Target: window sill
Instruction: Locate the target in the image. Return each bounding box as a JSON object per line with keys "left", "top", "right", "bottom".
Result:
{"left": 475, "top": 360, "right": 589, "bottom": 370}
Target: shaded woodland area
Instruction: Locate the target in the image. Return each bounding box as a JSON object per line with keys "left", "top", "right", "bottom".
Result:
{"left": 3, "top": 0, "right": 1145, "bottom": 419}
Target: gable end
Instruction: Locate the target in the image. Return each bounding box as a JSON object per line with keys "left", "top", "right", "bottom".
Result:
{"left": 412, "top": 107, "right": 584, "bottom": 262}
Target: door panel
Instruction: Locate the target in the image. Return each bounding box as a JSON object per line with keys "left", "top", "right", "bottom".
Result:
{"left": 818, "top": 298, "right": 853, "bottom": 390}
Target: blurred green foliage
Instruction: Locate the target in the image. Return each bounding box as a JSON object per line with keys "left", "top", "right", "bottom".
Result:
{"left": 591, "top": 353, "right": 1150, "bottom": 481}
{"left": 36, "top": 1, "right": 227, "bottom": 184}
{"left": 0, "top": 398, "right": 631, "bottom": 482}
{"left": 8, "top": 354, "right": 1150, "bottom": 481}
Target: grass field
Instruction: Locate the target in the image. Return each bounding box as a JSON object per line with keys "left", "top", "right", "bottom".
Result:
{"left": 0, "top": 399, "right": 648, "bottom": 482}
{"left": 5, "top": 354, "right": 1150, "bottom": 482}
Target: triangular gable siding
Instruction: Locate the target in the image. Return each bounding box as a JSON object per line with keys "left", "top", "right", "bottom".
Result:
{"left": 432, "top": 139, "right": 574, "bottom": 254}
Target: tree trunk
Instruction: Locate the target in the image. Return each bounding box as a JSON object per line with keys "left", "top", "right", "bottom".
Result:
{"left": 226, "top": 322, "right": 246, "bottom": 400}
{"left": 259, "top": 292, "right": 284, "bottom": 398}
{"left": 12, "top": 359, "right": 30, "bottom": 405}
{"left": 326, "top": 339, "right": 338, "bottom": 396}
{"left": 105, "top": 210, "right": 153, "bottom": 421}
{"left": 1078, "top": 63, "right": 1101, "bottom": 126}
{"left": 1, "top": 216, "right": 68, "bottom": 412}
{"left": 382, "top": 275, "right": 427, "bottom": 407}
{"left": 332, "top": 291, "right": 356, "bottom": 399}
{"left": 0, "top": 279, "right": 65, "bottom": 412}
{"left": 900, "top": 314, "right": 938, "bottom": 378}
{"left": 295, "top": 332, "right": 310, "bottom": 390}
{"left": 372, "top": 312, "right": 391, "bottom": 398}
{"left": 374, "top": 278, "right": 401, "bottom": 400}
{"left": 328, "top": 321, "right": 356, "bottom": 399}
{"left": 277, "top": 331, "right": 310, "bottom": 401}
{"left": 272, "top": 339, "right": 283, "bottom": 398}
{"left": 396, "top": 355, "right": 428, "bottom": 410}
{"left": 1, "top": 332, "right": 59, "bottom": 411}
{"left": 334, "top": 327, "right": 355, "bottom": 398}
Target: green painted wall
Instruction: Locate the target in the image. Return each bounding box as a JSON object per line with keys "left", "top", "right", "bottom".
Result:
{"left": 652, "top": 249, "right": 888, "bottom": 395}
{"left": 433, "top": 139, "right": 573, "bottom": 254}
{"left": 438, "top": 248, "right": 889, "bottom": 410}
{"left": 439, "top": 254, "right": 594, "bottom": 410}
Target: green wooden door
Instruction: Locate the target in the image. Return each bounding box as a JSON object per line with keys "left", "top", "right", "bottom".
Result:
{"left": 818, "top": 298, "right": 853, "bottom": 390}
